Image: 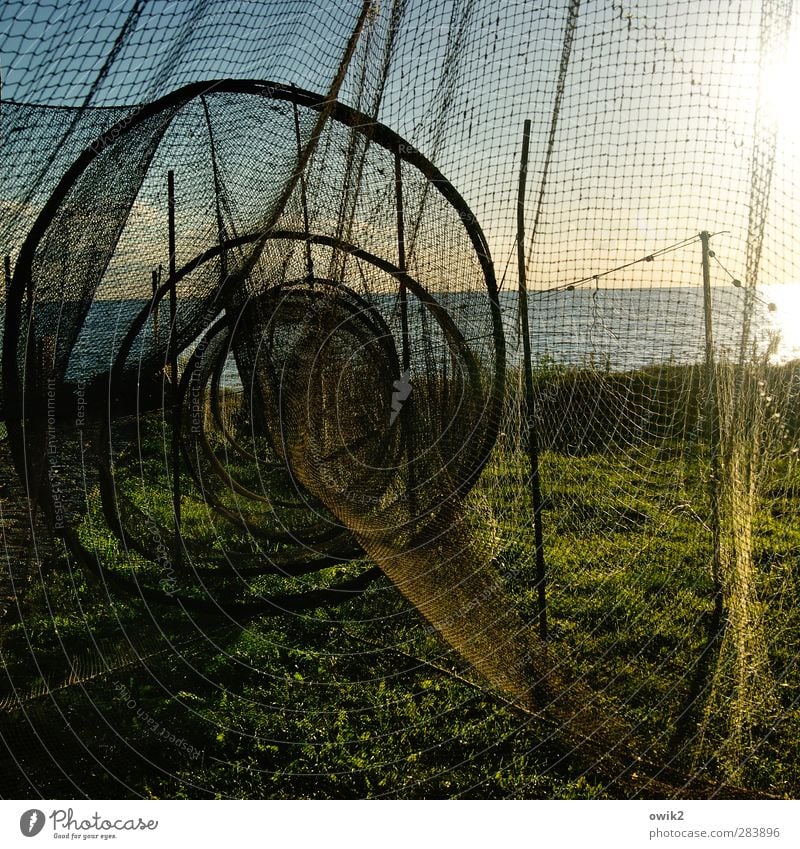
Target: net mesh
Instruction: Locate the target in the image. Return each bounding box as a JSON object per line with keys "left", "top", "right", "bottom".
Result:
{"left": 1, "top": 0, "right": 799, "bottom": 797}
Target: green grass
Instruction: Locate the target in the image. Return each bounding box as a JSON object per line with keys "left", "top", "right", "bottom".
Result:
{"left": 1, "top": 412, "right": 799, "bottom": 798}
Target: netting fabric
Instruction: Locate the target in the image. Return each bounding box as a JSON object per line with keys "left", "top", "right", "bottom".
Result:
{"left": 1, "top": 0, "right": 799, "bottom": 797}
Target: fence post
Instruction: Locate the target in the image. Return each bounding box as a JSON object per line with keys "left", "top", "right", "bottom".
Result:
{"left": 518, "top": 119, "right": 548, "bottom": 641}
{"left": 168, "top": 170, "right": 182, "bottom": 569}
{"left": 700, "top": 230, "right": 722, "bottom": 617}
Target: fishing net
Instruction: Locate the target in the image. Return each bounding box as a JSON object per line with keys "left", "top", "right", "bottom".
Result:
{"left": 1, "top": 0, "right": 799, "bottom": 797}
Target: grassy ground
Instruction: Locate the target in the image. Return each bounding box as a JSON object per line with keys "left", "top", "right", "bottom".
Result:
{"left": 0, "top": 411, "right": 798, "bottom": 798}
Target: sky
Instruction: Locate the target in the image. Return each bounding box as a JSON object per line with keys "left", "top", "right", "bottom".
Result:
{"left": 1, "top": 0, "right": 799, "bottom": 301}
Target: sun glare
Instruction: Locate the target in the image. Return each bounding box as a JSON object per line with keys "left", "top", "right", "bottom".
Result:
{"left": 757, "top": 282, "right": 800, "bottom": 363}
{"left": 760, "top": 19, "right": 800, "bottom": 140}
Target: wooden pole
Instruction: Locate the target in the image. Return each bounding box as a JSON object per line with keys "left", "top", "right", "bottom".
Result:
{"left": 395, "top": 149, "right": 410, "bottom": 373}
{"left": 700, "top": 230, "right": 722, "bottom": 617}
{"left": 517, "top": 119, "right": 548, "bottom": 641}
{"left": 168, "top": 171, "right": 178, "bottom": 384}
{"left": 167, "top": 170, "right": 182, "bottom": 568}
{"left": 151, "top": 267, "right": 160, "bottom": 346}
{"left": 292, "top": 96, "right": 314, "bottom": 281}
{"left": 671, "top": 230, "right": 725, "bottom": 745}
{"left": 395, "top": 147, "right": 415, "bottom": 506}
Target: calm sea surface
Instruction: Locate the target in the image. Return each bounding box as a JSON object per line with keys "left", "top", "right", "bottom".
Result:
{"left": 2, "top": 284, "right": 797, "bottom": 387}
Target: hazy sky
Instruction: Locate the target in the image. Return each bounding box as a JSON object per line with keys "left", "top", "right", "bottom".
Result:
{"left": 1, "top": 0, "right": 798, "bottom": 296}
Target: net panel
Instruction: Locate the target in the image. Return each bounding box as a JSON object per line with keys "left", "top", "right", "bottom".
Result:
{"left": 1, "top": 0, "right": 798, "bottom": 798}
